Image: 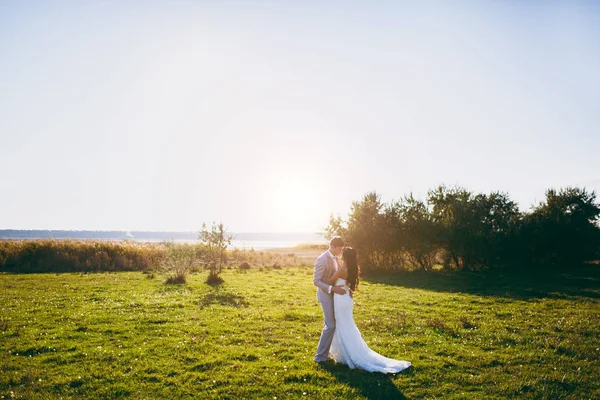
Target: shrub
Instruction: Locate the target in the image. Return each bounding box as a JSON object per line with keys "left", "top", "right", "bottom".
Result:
{"left": 160, "top": 243, "right": 204, "bottom": 285}
{"left": 165, "top": 274, "right": 187, "bottom": 285}
{"left": 205, "top": 272, "right": 224, "bottom": 286}
{"left": 239, "top": 262, "right": 251, "bottom": 270}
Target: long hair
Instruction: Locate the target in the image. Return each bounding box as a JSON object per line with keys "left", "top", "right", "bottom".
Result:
{"left": 343, "top": 247, "right": 359, "bottom": 292}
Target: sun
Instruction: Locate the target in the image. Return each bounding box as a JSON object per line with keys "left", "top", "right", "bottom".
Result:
{"left": 272, "top": 182, "right": 320, "bottom": 231}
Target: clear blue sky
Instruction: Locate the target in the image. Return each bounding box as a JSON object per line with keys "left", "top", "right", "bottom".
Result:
{"left": 1, "top": 1, "right": 599, "bottom": 232}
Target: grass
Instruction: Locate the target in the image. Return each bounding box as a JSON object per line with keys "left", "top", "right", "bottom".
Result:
{"left": 1, "top": 267, "right": 599, "bottom": 399}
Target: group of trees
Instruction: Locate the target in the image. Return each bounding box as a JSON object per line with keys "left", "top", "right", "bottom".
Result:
{"left": 324, "top": 186, "right": 600, "bottom": 273}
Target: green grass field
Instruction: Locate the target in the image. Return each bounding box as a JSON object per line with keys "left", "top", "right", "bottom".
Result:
{"left": 1, "top": 267, "right": 599, "bottom": 399}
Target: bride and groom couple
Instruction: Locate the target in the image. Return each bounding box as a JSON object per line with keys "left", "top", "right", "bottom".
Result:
{"left": 313, "top": 236, "right": 411, "bottom": 373}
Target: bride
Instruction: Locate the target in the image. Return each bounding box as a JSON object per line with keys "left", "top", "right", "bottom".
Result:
{"left": 327, "top": 247, "right": 411, "bottom": 373}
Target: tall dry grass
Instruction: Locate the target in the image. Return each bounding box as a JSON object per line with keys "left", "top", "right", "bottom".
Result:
{"left": 0, "top": 240, "right": 165, "bottom": 273}
{"left": 0, "top": 240, "right": 307, "bottom": 273}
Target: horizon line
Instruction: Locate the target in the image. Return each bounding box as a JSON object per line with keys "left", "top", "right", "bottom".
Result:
{"left": 0, "top": 229, "right": 324, "bottom": 234}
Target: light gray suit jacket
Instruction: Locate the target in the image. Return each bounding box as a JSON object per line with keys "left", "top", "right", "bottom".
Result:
{"left": 313, "top": 250, "right": 337, "bottom": 303}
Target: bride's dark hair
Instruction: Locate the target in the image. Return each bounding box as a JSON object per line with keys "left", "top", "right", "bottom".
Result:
{"left": 343, "top": 247, "right": 359, "bottom": 292}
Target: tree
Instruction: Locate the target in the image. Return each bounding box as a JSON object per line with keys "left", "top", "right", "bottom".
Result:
{"left": 199, "top": 222, "right": 232, "bottom": 284}
{"left": 345, "top": 192, "right": 390, "bottom": 271}
{"left": 520, "top": 187, "right": 600, "bottom": 267}
{"left": 390, "top": 194, "right": 440, "bottom": 271}
{"left": 322, "top": 213, "right": 346, "bottom": 241}
{"left": 472, "top": 191, "right": 520, "bottom": 267}
{"left": 427, "top": 185, "right": 474, "bottom": 269}
{"left": 427, "top": 186, "right": 519, "bottom": 270}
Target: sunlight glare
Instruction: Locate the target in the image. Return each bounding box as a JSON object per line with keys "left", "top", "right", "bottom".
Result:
{"left": 272, "top": 182, "right": 320, "bottom": 230}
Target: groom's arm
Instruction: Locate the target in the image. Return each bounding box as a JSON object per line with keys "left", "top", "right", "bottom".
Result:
{"left": 313, "top": 257, "right": 332, "bottom": 294}
{"left": 314, "top": 257, "right": 346, "bottom": 295}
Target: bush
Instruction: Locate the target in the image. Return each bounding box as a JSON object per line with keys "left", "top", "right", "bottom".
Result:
{"left": 239, "top": 262, "right": 251, "bottom": 270}
{"left": 160, "top": 243, "right": 205, "bottom": 284}
{"left": 205, "top": 272, "right": 224, "bottom": 285}
{"left": 165, "top": 274, "right": 187, "bottom": 284}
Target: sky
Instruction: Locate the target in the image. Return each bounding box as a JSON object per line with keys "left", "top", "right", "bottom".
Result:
{"left": 1, "top": 0, "right": 599, "bottom": 233}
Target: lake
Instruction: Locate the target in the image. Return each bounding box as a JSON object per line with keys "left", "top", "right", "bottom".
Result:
{"left": 0, "top": 230, "right": 325, "bottom": 250}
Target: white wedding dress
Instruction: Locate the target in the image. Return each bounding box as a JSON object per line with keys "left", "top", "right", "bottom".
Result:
{"left": 330, "top": 278, "right": 411, "bottom": 373}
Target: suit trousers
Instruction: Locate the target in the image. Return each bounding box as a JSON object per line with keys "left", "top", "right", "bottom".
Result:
{"left": 315, "top": 296, "right": 335, "bottom": 361}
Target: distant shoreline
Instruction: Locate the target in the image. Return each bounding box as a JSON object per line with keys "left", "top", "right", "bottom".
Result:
{"left": 0, "top": 229, "right": 323, "bottom": 240}
{"left": 0, "top": 231, "right": 327, "bottom": 252}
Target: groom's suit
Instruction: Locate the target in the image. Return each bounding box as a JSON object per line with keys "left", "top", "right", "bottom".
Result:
{"left": 313, "top": 250, "right": 338, "bottom": 361}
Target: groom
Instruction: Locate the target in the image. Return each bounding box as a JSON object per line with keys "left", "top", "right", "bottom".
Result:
{"left": 313, "top": 236, "right": 346, "bottom": 362}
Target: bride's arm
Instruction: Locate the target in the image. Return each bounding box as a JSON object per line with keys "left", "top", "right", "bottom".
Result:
{"left": 326, "top": 269, "right": 339, "bottom": 285}
{"left": 326, "top": 266, "right": 347, "bottom": 285}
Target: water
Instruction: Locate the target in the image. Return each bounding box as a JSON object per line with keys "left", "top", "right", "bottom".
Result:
{"left": 0, "top": 230, "right": 325, "bottom": 250}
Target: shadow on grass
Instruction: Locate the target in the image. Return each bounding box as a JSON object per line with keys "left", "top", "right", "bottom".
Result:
{"left": 317, "top": 362, "right": 410, "bottom": 400}
{"left": 198, "top": 288, "right": 249, "bottom": 309}
{"left": 364, "top": 265, "right": 600, "bottom": 300}
{"left": 157, "top": 284, "right": 193, "bottom": 295}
